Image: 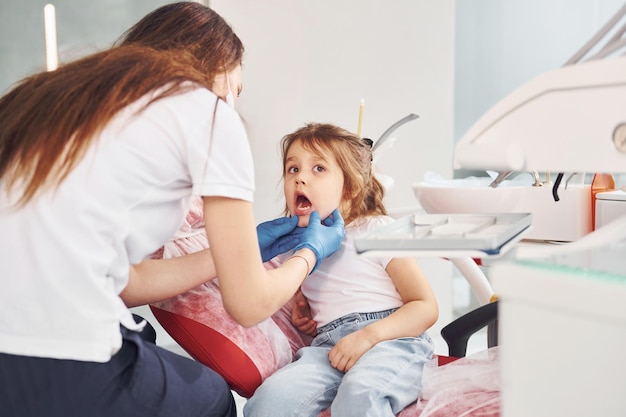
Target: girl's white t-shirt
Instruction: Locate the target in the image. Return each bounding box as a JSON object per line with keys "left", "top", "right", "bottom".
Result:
{"left": 296, "top": 215, "right": 402, "bottom": 328}
{"left": 0, "top": 87, "right": 254, "bottom": 362}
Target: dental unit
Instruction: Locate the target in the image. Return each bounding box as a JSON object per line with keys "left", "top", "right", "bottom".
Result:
{"left": 357, "top": 3, "right": 626, "bottom": 417}
{"left": 413, "top": 1, "right": 626, "bottom": 242}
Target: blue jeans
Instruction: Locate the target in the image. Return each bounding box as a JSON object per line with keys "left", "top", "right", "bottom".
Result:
{"left": 244, "top": 309, "right": 434, "bottom": 417}
{"left": 0, "top": 326, "right": 236, "bottom": 417}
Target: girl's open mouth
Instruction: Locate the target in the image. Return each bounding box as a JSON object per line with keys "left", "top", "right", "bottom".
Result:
{"left": 294, "top": 193, "right": 312, "bottom": 216}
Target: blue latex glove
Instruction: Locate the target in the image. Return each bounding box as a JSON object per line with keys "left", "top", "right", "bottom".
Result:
{"left": 257, "top": 216, "right": 301, "bottom": 262}
{"left": 293, "top": 209, "right": 345, "bottom": 272}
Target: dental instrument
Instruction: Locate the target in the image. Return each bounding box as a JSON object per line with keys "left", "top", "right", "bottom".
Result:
{"left": 371, "top": 113, "right": 419, "bottom": 154}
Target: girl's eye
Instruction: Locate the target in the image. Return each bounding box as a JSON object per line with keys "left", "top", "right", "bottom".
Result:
{"left": 313, "top": 165, "right": 325, "bottom": 173}
{"left": 287, "top": 166, "right": 298, "bottom": 174}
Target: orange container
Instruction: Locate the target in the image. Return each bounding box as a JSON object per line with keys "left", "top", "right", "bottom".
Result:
{"left": 591, "top": 173, "right": 615, "bottom": 230}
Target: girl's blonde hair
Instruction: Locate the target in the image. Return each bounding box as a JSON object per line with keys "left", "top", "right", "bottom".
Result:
{"left": 281, "top": 123, "right": 386, "bottom": 224}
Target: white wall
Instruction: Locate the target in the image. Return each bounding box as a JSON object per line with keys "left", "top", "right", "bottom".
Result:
{"left": 212, "top": 0, "right": 456, "bottom": 222}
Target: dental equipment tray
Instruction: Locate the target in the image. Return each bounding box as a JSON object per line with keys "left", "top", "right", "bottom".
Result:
{"left": 355, "top": 212, "right": 532, "bottom": 257}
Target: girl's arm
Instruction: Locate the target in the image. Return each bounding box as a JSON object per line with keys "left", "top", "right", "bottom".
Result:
{"left": 360, "top": 257, "right": 439, "bottom": 341}
{"left": 328, "top": 257, "right": 439, "bottom": 372}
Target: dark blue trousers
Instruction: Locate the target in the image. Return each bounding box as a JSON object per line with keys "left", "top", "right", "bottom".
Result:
{"left": 0, "top": 327, "right": 236, "bottom": 417}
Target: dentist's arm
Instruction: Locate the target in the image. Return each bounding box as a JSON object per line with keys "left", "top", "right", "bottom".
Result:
{"left": 122, "top": 248, "right": 217, "bottom": 307}
{"left": 121, "top": 215, "right": 305, "bottom": 308}
{"left": 122, "top": 208, "right": 302, "bottom": 307}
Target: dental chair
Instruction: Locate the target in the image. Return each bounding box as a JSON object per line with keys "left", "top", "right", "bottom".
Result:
{"left": 151, "top": 277, "right": 499, "bottom": 417}
{"left": 150, "top": 197, "right": 501, "bottom": 416}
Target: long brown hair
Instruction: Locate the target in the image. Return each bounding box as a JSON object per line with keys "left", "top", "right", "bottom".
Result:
{"left": 281, "top": 123, "right": 387, "bottom": 225}
{"left": 116, "top": 1, "right": 244, "bottom": 73}
{"left": 0, "top": 2, "right": 244, "bottom": 207}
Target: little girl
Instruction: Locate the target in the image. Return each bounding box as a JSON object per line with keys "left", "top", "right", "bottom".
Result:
{"left": 244, "top": 123, "right": 439, "bottom": 417}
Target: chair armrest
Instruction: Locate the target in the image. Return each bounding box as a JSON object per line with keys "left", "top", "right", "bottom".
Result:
{"left": 440, "top": 300, "right": 498, "bottom": 358}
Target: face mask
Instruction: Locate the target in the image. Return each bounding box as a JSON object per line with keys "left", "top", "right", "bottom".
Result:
{"left": 225, "top": 72, "right": 235, "bottom": 107}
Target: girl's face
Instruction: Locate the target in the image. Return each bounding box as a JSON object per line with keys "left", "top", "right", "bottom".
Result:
{"left": 284, "top": 140, "right": 346, "bottom": 227}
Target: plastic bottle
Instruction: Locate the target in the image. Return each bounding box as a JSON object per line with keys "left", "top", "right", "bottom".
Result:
{"left": 591, "top": 173, "right": 615, "bottom": 230}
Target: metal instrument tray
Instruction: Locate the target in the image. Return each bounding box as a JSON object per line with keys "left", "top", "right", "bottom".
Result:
{"left": 355, "top": 212, "right": 532, "bottom": 256}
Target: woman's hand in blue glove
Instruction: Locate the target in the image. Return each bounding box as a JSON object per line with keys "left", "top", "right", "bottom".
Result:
{"left": 294, "top": 209, "right": 345, "bottom": 272}
{"left": 257, "top": 216, "right": 302, "bottom": 262}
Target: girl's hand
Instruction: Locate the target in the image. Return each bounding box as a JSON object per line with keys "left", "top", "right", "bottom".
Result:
{"left": 291, "top": 289, "right": 317, "bottom": 336}
{"left": 328, "top": 329, "right": 376, "bottom": 372}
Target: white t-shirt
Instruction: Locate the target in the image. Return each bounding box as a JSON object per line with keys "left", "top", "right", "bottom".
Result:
{"left": 300, "top": 216, "right": 402, "bottom": 327}
{"left": 0, "top": 87, "right": 254, "bottom": 362}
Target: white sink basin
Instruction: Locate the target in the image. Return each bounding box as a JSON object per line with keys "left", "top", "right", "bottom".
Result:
{"left": 413, "top": 181, "right": 592, "bottom": 242}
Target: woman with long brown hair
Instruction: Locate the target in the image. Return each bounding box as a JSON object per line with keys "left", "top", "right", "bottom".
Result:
{"left": 0, "top": 3, "right": 344, "bottom": 416}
